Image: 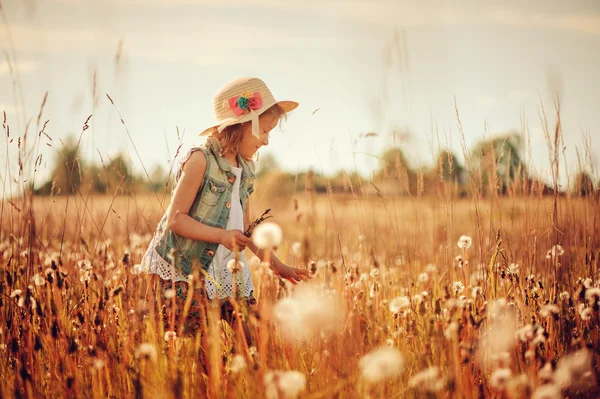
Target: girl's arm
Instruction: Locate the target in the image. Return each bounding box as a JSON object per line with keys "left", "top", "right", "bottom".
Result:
{"left": 245, "top": 198, "right": 309, "bottom": 284}
{"left": 167, "top": 151, "right": 250, "bottom": 251}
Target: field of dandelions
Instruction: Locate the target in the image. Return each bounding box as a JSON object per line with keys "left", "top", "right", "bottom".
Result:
{"left": 1, "top": 188, "right": 599, "bottom": 399}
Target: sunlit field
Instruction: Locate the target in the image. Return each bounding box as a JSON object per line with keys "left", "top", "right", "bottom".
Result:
{"left": 1, "top": 189, "right": 599, "bottom": 398}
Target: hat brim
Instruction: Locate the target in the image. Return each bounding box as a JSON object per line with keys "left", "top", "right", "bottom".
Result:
{"left": 199, "top": 100, "right": 299, "bottom": 136}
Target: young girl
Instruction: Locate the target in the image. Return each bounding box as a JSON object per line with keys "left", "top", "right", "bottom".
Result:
{"left": 141, "top": 77, "right": 310, "bottom": 336}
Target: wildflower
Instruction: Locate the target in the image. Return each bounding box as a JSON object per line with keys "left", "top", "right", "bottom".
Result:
{"left": 135, "top": 343, "right": 158, "bottom": 362}
{"left": 452, "top": 281, "right": 465, "bottom": 294}
{"left": 539, "top": 304, "right": 560, "bottom": 318}
{"left": 369, "top": 268, "right": 379, "bottom": 278}
{"left": 164, "top": 331, "right": 177, "bottom": 342}
{"left": 264, "top": 370, "right": 306, "bottom": 399}
{"left": 559, "top": 291, "right": 570, "bottom": 300}
{"left": 252, "top": 222, "right": 283, "bottom": 249}
{"left": 490, "top": 368, "right": 512, "bottom": 390}
{"left": 388, "top": 296, "right": 410, "bottom": 313}
{"left": 425, "top": 263, "right": 436, "bottom": 274}
{"left": 386, "top": 338, "right": 394, "bottom": 347}
{"left": 291, "top": 242, "right": 302, "bottom": 257}
{"left": 227, "top": 259, "right": 243, "bottom": 274}
{"left": 230, "top": 354, "right": 247, "bottom": 374}
{"left": 408, "top": 367, "right": 443, "bottom": 392}
{"left": 359, "top": 347, "right": 404, "bottom": 384}
{"left": 531, "top": 384, "right": 561, "bottom": 399}
{"left": 417, "top": 272, "right": 429, "bottom": 283}
{"left": 10, "top": 289, "right": 22, "bottom": 298}
{"left": 457, "top": 235, "right": 472, "bottom": 249}
{"left": 582, "top": 277, "right": 593, "bottom": 288}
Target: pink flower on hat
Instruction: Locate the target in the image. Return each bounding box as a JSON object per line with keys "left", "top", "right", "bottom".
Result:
{"left": 227, "top": 91, "right": 263, "bottom": 117}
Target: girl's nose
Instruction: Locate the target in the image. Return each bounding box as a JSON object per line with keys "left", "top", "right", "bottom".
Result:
{"left": 261, "top": 134, "right": 269, "bottom": 146}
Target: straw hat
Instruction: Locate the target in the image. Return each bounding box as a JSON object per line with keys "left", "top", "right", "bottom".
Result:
{"left": 199, "top": 77, "right": 299, "bottom": 138}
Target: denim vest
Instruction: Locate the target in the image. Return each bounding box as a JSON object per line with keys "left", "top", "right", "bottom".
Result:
{"left": 153, "top": 137, "right": 256, "bottom": 276}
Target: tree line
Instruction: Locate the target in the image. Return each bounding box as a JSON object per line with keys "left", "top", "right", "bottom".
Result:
{"left": 35, "top": 132, "right": 597, "bottom": 198}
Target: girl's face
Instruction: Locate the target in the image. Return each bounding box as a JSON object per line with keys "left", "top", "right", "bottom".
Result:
{"left": 237, "top": 111, "right": 280, "bottom": 160}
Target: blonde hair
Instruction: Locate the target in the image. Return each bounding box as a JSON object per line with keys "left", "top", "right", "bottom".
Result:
{"left": 211, "top": 104, "right": 288, "bottom": 156}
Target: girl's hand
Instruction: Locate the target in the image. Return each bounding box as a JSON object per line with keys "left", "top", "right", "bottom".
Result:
{"left": 220, "top": 229, "right": 251, "bottom": 251}
{"left": 271, "top": 263, "right": 311, "bottom": 285}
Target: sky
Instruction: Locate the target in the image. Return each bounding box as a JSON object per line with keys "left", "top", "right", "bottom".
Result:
{"left": 1, "top": 0, "right": 599, "bottom": 192}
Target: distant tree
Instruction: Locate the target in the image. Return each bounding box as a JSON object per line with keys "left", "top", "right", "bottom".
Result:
{"left": 105, "top": 153, "right": 135, "bottom": 194}
{"left": 379, "top": 147, "right": 412, "bottom": 180}
{"left": 36, "top": 135, "right": 83, "bottom": 195}
{"left": 573, "top": 171, "right": 595, "bottom": 196}
{"left": 435, "top": 150, "right": 465, "bottom": 184}
{"left": 256, "top": 152, "right": 280, "bottom": 177}
{"left": 471, "top": 132, "right": 527, "bottom": 195}
{"left": 147, "top": 164, "right": 168, "bottom": 192}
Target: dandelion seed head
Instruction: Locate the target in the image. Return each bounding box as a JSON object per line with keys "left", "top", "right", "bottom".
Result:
{"left": 539, "top": 304, "right": 560, "bottom": 318}
{"left": 135, "top": 343, "right": 158, "bottom": 362}
{"left": 531, "top": 384, "right": 561, "bottom": 399}
{"left": 452, "top": 281, "right": 465, "bottom": 294}
{"left": 471, "top": 286, "right": 482, "bottom": 299}
{"left": 388, "top": 296, "right": 410, "bottom": 313}
{"left": 252, "top": 222, "right": 283, "bottom": 249}
{"left": 164, "top": 331, "right": 177, "bottom": 342}
{"left": 273, "top": 286, "right": 341, "bottom": 341}
{"left": 579, "top": 307, "right": 592, "bottom": 321}
{"left": 359, "top": 347, "right": 404, "bottom": 384}
{"left": 457, "top": 235, "right": 472, "bottom": 249}
{"left": 230, "top": 354, "right": 247, "bottom": 374}
{"left": 291, "top": 242, "right": 302, "bottom": 257}
{"left": 164, "top": 289, "right": 176, "bottom": 299}
{"left": 585, "top": 287, "right": 600, "bottom": 304}
{"left": 227, "top": 259, "right": 243, "bottom": 274}
{"left": 490, "top": 368, "right": 512, "bottom": 390}
{"left": 425, "top": 263, "right": 436, "bottom": 274}
{"left": 408, "top": 367, "right": 442, "bottom": 392}
{"left": 264, "top": 370, "right": 306, "bottom": 399}
{"left": 418, "top": 272, "right": 429, "bottom": 283}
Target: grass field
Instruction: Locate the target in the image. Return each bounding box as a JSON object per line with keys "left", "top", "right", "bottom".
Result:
{"left": 1, "top": 190, "right": 599, "bottom": 398}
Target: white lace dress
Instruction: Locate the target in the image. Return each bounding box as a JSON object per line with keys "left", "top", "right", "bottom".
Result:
{"left": 140, "top": 149, "right": 254, "bottom": 299}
